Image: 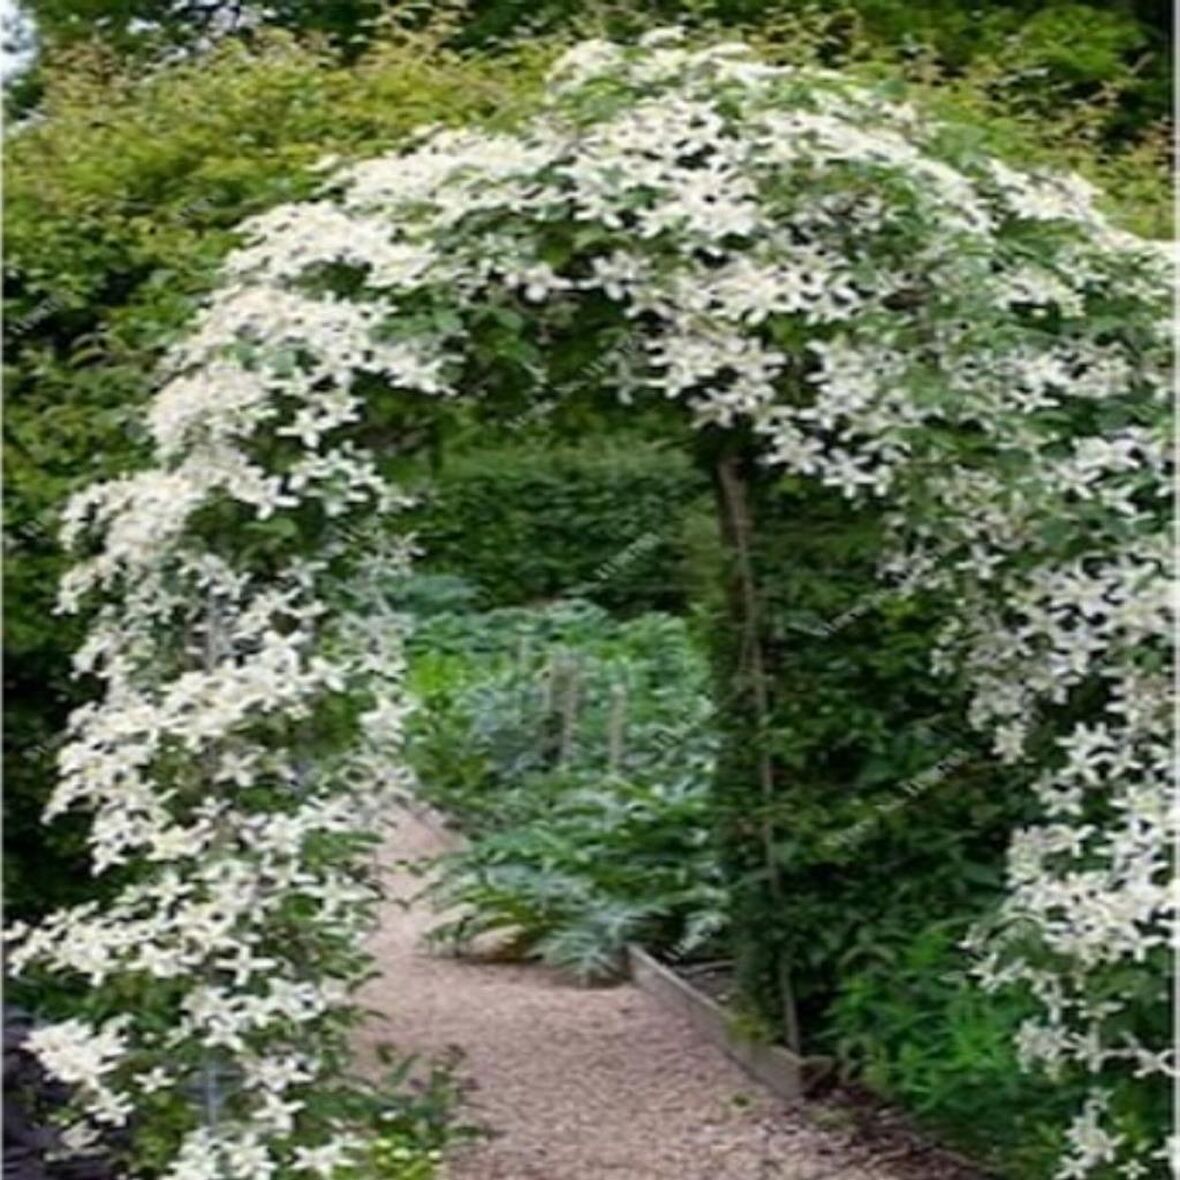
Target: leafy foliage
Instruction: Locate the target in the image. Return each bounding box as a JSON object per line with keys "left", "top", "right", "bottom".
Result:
{"left": 703, "top": 473, "right": 1031, "bottom": 1031}
{"left": 827, "top": 921, "right": 1093, "bottom": 1178}
{"left": 407, "top": 440, "right": 707, "bottom": 613}
{"left": 2, "top": 27, "right": 548, "bottom": 921}
{"left": 352, "top": 1050, "right": 473, "bottom": 1180}
{"left": 14, "top": 0, "right": 1172, "bottom": 146}
{"left": 405, "top": 597, "right": 725, "bottom": 980}
{"left": 2, "top": 999, "right": 462, "bottom": 1180}
{"left": 739, "top": 9, "right": 1171, "bottom": 238}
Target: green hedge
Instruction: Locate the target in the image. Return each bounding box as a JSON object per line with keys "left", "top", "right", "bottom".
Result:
{"left": 408, "top": 442, "right": 710, "bottom": 614}
{"left": 18, "top": 1, "right": 1171, "bottom": 144}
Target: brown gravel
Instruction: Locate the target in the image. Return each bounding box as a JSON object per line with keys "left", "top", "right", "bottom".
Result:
{"left": 358, "top": 809, "right": 909, "bottom": 1180}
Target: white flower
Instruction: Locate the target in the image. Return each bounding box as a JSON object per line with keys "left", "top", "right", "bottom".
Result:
{"left": 293, "top": 1136, "right": 362, "bottom": 1177}
{"left": 26, "top": 1018, "right": 128, "bottom": 1091}
{"left": 137, "top": 1066, "right": 172, "bottom": 1094}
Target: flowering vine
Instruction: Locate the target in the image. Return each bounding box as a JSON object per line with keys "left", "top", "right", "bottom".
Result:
{"left": 9, "top": 28, "right": 1172, "bottom": 1179}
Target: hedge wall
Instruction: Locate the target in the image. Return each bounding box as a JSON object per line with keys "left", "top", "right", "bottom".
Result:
{"left": 408, "top": 441, "right": 710, "bottom": 615}
{"left": 17, "top": 1, "right": 1172, "bottom": 146}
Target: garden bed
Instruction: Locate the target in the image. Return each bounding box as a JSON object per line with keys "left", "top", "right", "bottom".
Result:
{"left": 626, "top": 944, "right": 817, "bottom": 1100}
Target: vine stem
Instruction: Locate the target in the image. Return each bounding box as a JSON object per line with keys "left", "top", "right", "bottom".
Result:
{"left": 199, "top": 592, "right": 226, "bottom": 1133}
{"left": 715, "top": 451, "right": 801, "bottom": 1055}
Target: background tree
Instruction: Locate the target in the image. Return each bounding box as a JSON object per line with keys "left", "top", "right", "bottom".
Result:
{"left": 7, "top": 0, "right": 1174, "bottom": 139}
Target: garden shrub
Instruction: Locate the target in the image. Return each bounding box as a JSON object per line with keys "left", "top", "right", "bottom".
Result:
{"left": 828, "top": 921, "right": 1095, "bottom": 1178}
{"left": 407, "top": 441, "right": 709, "bottom": 613}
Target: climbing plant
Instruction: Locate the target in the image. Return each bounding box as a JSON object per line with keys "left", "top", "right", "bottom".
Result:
{"left": 2, "top": 25, "right": 549, "bottom": 925}
{"left": 7, "top": 28, "right": 1170, "bottom": 1180}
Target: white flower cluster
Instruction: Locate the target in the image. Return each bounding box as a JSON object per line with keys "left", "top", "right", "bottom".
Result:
{"left": 9, "top": 175, "right": 415, "bottom": 1176}
{"left": 12, "top": 28, "right": 1170, "bottom": 1177}
{"left": 25, "top": 1018, "right": 132, "bottom": 1127}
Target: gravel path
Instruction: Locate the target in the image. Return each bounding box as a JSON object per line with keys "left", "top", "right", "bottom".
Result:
{"left": 358, "top": 809, "right": 906, "bottom": 1180}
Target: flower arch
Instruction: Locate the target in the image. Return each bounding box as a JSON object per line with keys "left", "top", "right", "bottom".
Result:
{"left": 9, "top": 29, "right": 1172, "bottom": 1180}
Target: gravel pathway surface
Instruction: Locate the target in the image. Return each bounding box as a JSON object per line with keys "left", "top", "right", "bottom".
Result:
{"left": 358, "top": 808, "right": 908, "bottom": 1180}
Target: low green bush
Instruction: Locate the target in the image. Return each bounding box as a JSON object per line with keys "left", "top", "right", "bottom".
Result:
{"left": 348, "top": 1050, "right": 474, "bottom": 1180}
{"left": 426, "top": 773, "right": 724, "bottom": 981}
{"left": 828, "top": 921, "right": 1090, "bottom": 1178}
